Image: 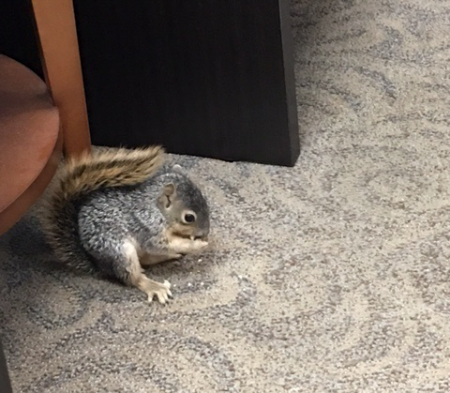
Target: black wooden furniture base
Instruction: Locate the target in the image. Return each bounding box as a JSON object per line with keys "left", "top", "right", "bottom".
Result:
{"left": 74, "top": 0, "right": 299, "bottom": 166}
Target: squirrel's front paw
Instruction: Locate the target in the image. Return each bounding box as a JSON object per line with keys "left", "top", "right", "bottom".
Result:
{"left": 190, "top": 239, "right": 208, "bottom": 252}
{"left": 168, "top": 237, "right": 209, "bottom": 254}
{"left": 139, "top": 278, "right": 172, "bottom": 304}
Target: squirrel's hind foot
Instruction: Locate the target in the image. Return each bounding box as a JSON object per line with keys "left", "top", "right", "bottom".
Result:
{"left": 137, "top": 277, "right": 172, "bottom": 304}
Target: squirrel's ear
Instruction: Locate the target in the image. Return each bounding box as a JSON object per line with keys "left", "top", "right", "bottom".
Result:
{"left": 163, "top": 183, "right": 176, "bottom": 196}
{"left": 172, "top": 164, "right": 183, "bottom": 173}
{"left": 159, "top": 183, "right": 176, "bottom": 209}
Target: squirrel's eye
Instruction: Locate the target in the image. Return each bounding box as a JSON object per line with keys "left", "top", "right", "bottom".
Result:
{"left": 183, "top": 213, "right": 196, "bottom": 224}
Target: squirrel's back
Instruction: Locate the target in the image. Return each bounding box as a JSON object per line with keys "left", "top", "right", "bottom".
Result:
{"left": 36, "top": 146, "right": 165, "bottom": 272}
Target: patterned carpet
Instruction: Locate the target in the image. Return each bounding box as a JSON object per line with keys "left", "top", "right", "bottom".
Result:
{"left": 2, "top": 0, "right": 450, "bottom": 391}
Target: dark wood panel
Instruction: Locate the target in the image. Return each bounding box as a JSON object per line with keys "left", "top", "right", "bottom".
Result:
{"left": 74, "top": 0, "right": 299, "bottom": 166}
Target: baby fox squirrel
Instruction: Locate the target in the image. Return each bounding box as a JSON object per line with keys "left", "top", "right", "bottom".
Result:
{"left": 37, "top": 146, "right": 210, "bottom": 304}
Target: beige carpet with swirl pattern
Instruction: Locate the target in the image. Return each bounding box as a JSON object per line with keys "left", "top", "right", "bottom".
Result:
{"left": 2, "top": 0, "right": 450, "bottom": 391}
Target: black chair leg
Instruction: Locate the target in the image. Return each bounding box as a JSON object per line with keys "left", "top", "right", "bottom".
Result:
{"left": 0, "top": 340, "right": 13, "bottom": 393}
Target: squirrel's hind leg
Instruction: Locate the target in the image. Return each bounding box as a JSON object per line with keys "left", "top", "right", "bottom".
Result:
{"left": 119, "top": 241, "right": 173, "bottom": 304}
{"left": 91, "top": 240, "right": 173, "bottom": 304}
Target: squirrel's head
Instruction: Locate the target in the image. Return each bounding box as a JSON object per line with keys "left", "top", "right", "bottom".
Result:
{"left": 156, "top": 169, "right": 210, "bottom": 241}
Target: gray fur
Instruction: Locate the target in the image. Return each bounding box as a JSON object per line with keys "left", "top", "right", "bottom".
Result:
{"left": 76, "top": 169, "right": 209, "bottom": 284}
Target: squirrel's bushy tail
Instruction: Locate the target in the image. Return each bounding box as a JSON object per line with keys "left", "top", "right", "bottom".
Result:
{"left": 37, "top": 146, "right": 165, "bottom": 272}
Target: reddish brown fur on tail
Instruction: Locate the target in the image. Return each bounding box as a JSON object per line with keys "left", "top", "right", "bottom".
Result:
{"left": 61, "top": 145, "right": 165, "bottom": 200}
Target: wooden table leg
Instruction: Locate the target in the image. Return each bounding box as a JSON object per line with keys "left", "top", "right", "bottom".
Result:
{"left": 30, "top": 0, "right": 91, "bottom": 158}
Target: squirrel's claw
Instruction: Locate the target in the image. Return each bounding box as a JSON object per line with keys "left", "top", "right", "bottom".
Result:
{"left": 141, "top": 278, "right": 172, "bottom": 305}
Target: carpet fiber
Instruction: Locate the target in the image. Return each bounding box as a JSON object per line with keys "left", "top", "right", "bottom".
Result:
{"left": 2, "top": 0, "right": 450, "bottom": 391}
